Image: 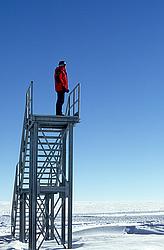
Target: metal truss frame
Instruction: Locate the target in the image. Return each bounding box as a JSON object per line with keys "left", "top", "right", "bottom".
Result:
{"left": 11, "top": 82, "right": 80, "bottom": 249}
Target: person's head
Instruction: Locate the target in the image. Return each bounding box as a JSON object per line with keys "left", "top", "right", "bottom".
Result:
{"left": 58, "top": 60, "right": 66, "bottom": 67}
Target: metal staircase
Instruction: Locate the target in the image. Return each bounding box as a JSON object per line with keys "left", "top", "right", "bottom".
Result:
{"left": 11, "top": 82, "right": 80, "bottom": 249}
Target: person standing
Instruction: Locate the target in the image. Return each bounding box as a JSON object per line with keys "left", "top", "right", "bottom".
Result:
{"left": 54, "top": 60, "right": 69, "bottom": 115}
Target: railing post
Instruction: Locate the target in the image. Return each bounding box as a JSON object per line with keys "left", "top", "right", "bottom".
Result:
{"left": 68, "top": 96, "right": 71, "bottom": 116}
{"left": 30, "top": 81, "right": 33, "bottom": 116}
{"left": 78, "top": 84, "right": 80, "bottom": 117}
{"left": 73, "top": 91, "right": 75, "bottom": 116}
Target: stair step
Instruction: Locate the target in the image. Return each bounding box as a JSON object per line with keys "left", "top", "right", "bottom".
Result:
{"left": 25, "top": 160, "right": 58, "bottom": 163}
{"left": 38, "top": 129, "right": 63, "bottom": 133}
{"left": 38, "top": 137, "right": 62, "bottom": 140}
{"left": 27, "top": 141, "right": 62, "bottom": 145}
{"left": 37, "top": 149, "right": 62, "bottom": 152}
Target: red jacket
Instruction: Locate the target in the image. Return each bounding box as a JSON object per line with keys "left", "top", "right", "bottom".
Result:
{"left": 54, "top": 66, "right": 68, "bottom": 92}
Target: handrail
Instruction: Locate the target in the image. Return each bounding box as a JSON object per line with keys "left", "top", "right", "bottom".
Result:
{"left": 19, "top": 81, "right": 33, "bottom": 188}
{"left": 65, "top": 83, "right": 80, "bottom": 118}
{"left": 25, "top": 81, "right": 33, "bottom": 121}
{"left": 11, "top": 164, "right": 19, "bottom": 236}
{"left": 11, "top": 81, "right": 33, "bottom": 237}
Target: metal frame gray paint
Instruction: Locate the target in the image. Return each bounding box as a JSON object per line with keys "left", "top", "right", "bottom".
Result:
{"left": 11, "top": 82, "right": 80, "bottom": 249}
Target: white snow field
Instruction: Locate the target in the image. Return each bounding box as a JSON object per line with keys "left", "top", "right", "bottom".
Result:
{"left": 0, "top": 201, "right": 164, "bottom": 249}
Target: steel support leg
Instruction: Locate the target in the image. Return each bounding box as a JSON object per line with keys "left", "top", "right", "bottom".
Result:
{"left": 50, "top": 194, "right": 54, "bottom": 240}
{"left": 20, "top": 193, "right": 26, "bottom": 242}
{"left": 45, "top": 194, "right": 50, "bottom": 240}
{"left": 29, "top": 122, "right": 38, "bottom": 250}
{"left": 68, "top": 124, "right": 73, "bottom": 249}
{"left": 61, "top": 134, "right": 66, "bottom": 245}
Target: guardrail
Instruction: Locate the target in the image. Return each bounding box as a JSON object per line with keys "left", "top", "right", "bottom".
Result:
{"left": 65, "top": 83, "right": 80, "bottom": 118}
{"left": 11, "top": 81, "right": 33, "bottom": 237}
{"left": 25, "top": 81, "right": 33, "bottom": 121}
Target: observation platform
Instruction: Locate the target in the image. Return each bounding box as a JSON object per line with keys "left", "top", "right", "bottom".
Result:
{"left": 11, "top": 82, "right": 80, "bottom": 250}
{"left": 31, "top": 114, "right": 79, "bottom": 128}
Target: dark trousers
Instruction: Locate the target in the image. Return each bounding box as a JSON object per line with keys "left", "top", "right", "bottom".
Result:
{"left": 56, "top": 91, "right": 65, "bottom": 115}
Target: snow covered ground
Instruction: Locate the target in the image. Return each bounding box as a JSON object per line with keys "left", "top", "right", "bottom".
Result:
{"left": 0, "top": 201, "right": 164, "bottom": 249}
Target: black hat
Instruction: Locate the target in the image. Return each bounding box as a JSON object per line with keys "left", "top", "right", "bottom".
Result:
{"left": 59, "top": 60, "right": 66, "bottom": 66}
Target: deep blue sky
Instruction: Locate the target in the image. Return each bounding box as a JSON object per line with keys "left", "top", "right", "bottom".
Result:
{"left": 0, "top": 0, "right": 164, "bottom": 202}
